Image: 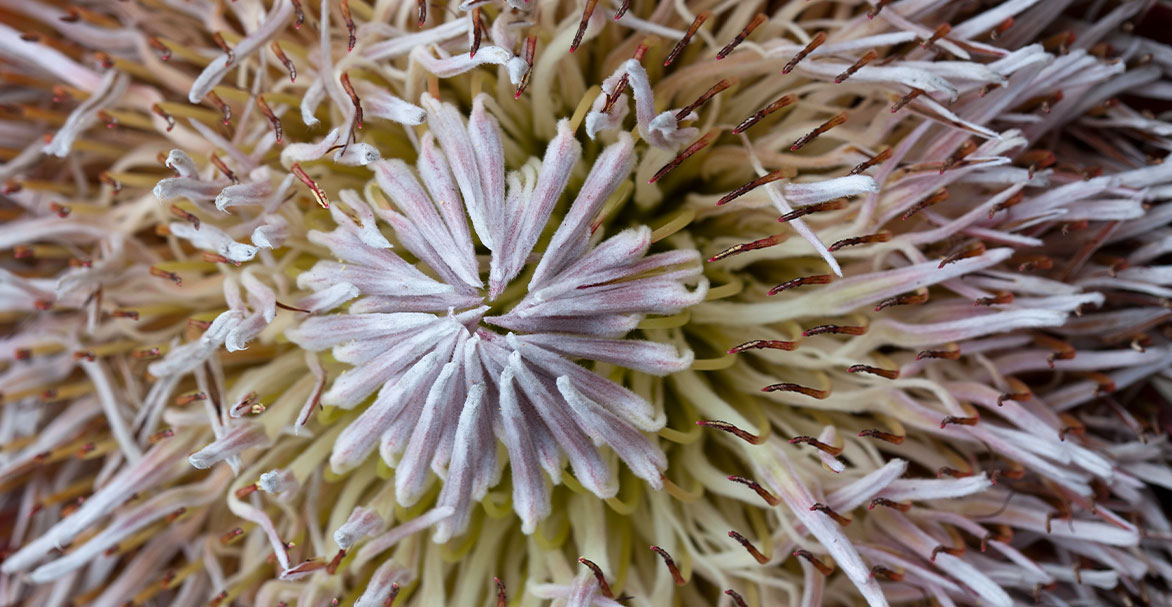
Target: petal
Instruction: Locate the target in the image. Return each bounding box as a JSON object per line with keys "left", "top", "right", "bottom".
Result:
{"left": 516, "top": 333, "right": 693, "bottom": 376}
{"left": 497, "top": 364, "right": 550, "bottom": 533}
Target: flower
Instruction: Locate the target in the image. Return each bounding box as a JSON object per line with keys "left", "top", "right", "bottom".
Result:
{"left": 1, "top": 1, "right": 1172, "bottom": 607}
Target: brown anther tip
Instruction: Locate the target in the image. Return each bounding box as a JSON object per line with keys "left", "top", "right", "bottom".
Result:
{"left": 275, "top": 301, "right": 312, "bottom": 314}
{"left": 113, "top": 309, "right": 140, "bottom": 320}
{"left": 791, "top": 112, "right": 847, "bottom": 151}
{"left": 762, "top": 383, "right": 829, "bottom": 399}
{"left": 724, "top": 589, "right": 749, "bottom": 607}
{"left": 675, "top": 79, "right": 733, "bottom": 122}
{"left": 869, "top": 498, "right": 911, "bottom": 512}
{"left": 940, "top": 415, "right": 978, "bottom": 429}
{"left": 649, "top": 129, "right": 717, "bottom": 183}
{"left": 803, "top": 324, "right": 866, "bottom": 337}
{"left": 614, "top": 0, "right": 630, "bottom": 19}
{"left": 975, "top": 291, "right": 1014, "bottom": 306}
{"left": 326, "top": 549, "right": 346, "bottom": 575}
{"left": 792, "top": 550, "right": 834, "bottom": 575}
{"left": 649, "top": 546, "right": 686, "bottom": 585}
{"left": 340, "top": 0, "right": 356, "bottom": 52}
{"left": 835, "top": 49, "right": 878, "bottom": 83}
{"left": 707, "top": 233, "right": 786, "bottom": 262}
{"left": 788, "top": 435, "right": 843, "bottom": 456}
{"left": 938, "top": 242, "right": 985, "bottom": 269}
{"left": 848, "top": 365, "right": 900, "bottom": 379}
{"left": 870, "top": 565, "right": 905, "bottom": 582}
{"left": 902, "top": 188, "right": 949, "bottom": 221}
{"left": 937, "top": 466, "right": 972, "bottom": 479}
{"left": 921, "top": 23, "right": 951, "bottom": 48}
{"left": 829, "top": 231, "right": 891, "bottom": 252}
{"left": 664, "top": 11, "right": 709, "bottom": 67}
{"left": 858, "top": 429, "right": 904, "bottom": 444}
{"left": 810, "top": 503, "right": 851, "bottom": 526}
{"left": 291, "top": 163, "right": 330, "bottom": 208}
{"left": 728, "top": 530, "right": 769, "bottom": 564}
{"left": 930, "top": 544, "right": 964, "bottom": 562}
{"left": 577, "top": 557, "right": 613, "bottom": 598}
{"left": 782, "top": 31, "right": 826, "bottom": 74}
{"left": 256, "top": 96, "right": 283, "bottom": 144}
{"left": 727, "top": 475, "right": 781, "bottom": 506}
{"left": 211, "top": 32, "right": 234, "bottom": 66}
{"left": 234, "top": 483, "right": 258, "bottom": 499}
{"left": 494, "top": 577, "right": 507, "bottom": 607}
{"left": 415, "top": 0, "right": 426, "bottom": 27}
{"left": 917, "top": 349, "right": 960, "bottom": 361}
{"left": 716, "top": 168, "right": 793, "bottom": 207}
{"left": 696, "top": 420, "right": 763, "bottom": 445}
{"left": 569, "top": 0, "right": 599, "bottom": 54}
{"left": 149, "top": 266, "right": 182, "bottom": 287}
{"left": 469, "top": 7, "right": 483, "bottom": 57}
{"left": 271, "top": 41, "right": 296, "bottom": 82}
{"left": 717, "top": 13, "right": 766, "bottom": 60}
{"left": 891, "top": 88, "right": 924, "bottom": 113}
{"left": 728, "top": 339, "right": 796, "bottom": 354}
{"left": 733, "top": 94, "right": 796, "bottom": 134}
{"left": 768, "top": 274, "right": 833, "bottom": 296}
{"left": 779, "top": 199, "right": 847, "bottom": 223}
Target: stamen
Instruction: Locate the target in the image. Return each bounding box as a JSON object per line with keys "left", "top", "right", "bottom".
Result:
{"left": 206, "top": 91, "right": 232, "bottom": 126}
{"left": 147, "top": 428, "right": 174, "bottom": 443}
{"left": 869, "top": 498, "right": 911, "bottom": 512}
{"left": 326, "top": 549, "right": 345, "bottom": 575}
{"left": 733, "top": 94, "right": 796, "bottom": 134}
{"left": 778, "top": 199, "right": 847, "bottom": 223}
{"left": 921, "top": 24, "right": 951, "bottom": 49}
{"left": 220, "top": 527, "right": 244, "bottom": 544}
{"left": 494, "top": 577, "right": 506, "bottom": 607}
{"left": 724, "top": 589, "right": 749, "bottom": 607}
{"left": 835, "top": 50, "right": 878, "bottom": 83}
{"left": 176, "top": 392, "right": 206, "bottom": 406}
{"left": 728, "top": 339, "right": 796, "bottom": 353}
{"left": 649, "top": 129, "right": 718, "bottom": 184}
{"left": 514, "top": 36, "right": 537, "bottom": 99}
{"left": 716, "top": 168, "right": 796, "bottom": 206}
{"left": 1058, "top": 413, "right": 1086, "bottom": 441}
{"left": 768, "top": 274, "right": 833, "bottom": 296}
{"left": 291, "top": 163, "right": 330, "bottom": 208}
{"left": 728, "top": 530, "right": 769, "bottom": 564}
{"left": 975, "top": 290, "right": 1013, "bottom": 306}
{"left": 727, "top": 475, "right": 781, "bottom": 506}
{"left": 675, "top": 79, "right": 734, "bottom": 122}
{"left": 274, "top": 301, "right": 311, "bottom": 313}
{"left": 257, "top": 96, "right": 282, "bottom": 143}
{"left": 762, "top": 382, "right": 829, "bottom": 399}
{"left": 569, "top": 0, "right": 599, "bottom": 54}
{"left": 210, "top": 153, "right": 238, "bottom": 184}
{"left": 415, "top": 0, "right": 425, "bottom": 27}
{"left": 938, "top": 242, "right": 985, "bottom": 269}
{"left": 1016, "top": 254, "right": 1053, "bottom": 272}
{"left": 235, "top": 483, "right": 258, "bottom": 499}
{"left": 614, "top": 0, "right": 631, "bottom": 20}
{"left": 340, "top": 73, "right": 363, "bottom": 129}
{"left": 148, "top": 37, "right": 171, "bottom": 61}
{"left": 942, "top": 139, "right": 978, "bottom": 173}
{"left": 938, "top": 466, "right": 972, "bottom": 478}
{"left": 576, "top": 557, "right": 614, "bottom": 598}
{"left": 340, "top": 0, "right": 356, "bottom": 52}
{"left": 917, "top": 349, "right": 960, "bottom": 361}
{"left": 1034, "top": 335, "right": 1075, "bottom": 367}
{"left": 99, "top": 172, "right": 122, "bottom": 192}
{"left": 664, "top": 12, "right": 710, "bottom": 67}
{"left": 602, "top": 42, "right": 649, "bottom": 112}
{"left": 930, "top": 544, "right": 965, "bottom": 562}
{"left": 470, "top": 7, "right": 483, "bottom": 58}
{"left": 386, "top": 583, "right": 400, "bottom": 606}
{"left": 170, "top": 205, "right": 200, "bottom": 229}
{"left": 850, "top": 147, "right": 892, "bottom": 175}
{"left": 891, "top": 88, "right": 924, "bottom": 113}
{"left": 940, "top": 415, "right": 978, "bottom": 429}
{"left": 95, "top": 51, "right": 115, "bottom": 69}
{"left": 50, "top": 202, "right": 71, "bottom": 218}
{"left": 788, "top": 435, "right": 843, "bottom": 456}
{"left": 810, "top": 503, "right": 851, "bottom": 526}
{"left": 829, "top": 231, "right": 890, "bottom": 251}
{"left": 271, "top": 42, "right": 296, "bottom": 82}
{"left": 649, "top": 546, "right": 686, "bottom": 585}
{"left": 848, "top": 365, "right": 899, "bottom": 379}
{"left": 707, "top": 233, "right": 786, "bottom": 262}
{"left": 149, "top": 266, "right": 181, "bottom": 286}
{"left": 782, "top": 32, "right": 826, "bottom": 74}
{"left": 870, "top": 566, "right": 905, "bottom": 582}
{"left": 696, "top": 420, "right": 763, "bottom": 444}
{"left": 902, "top": 187, "right": 948, "bottom": 220}
{"left": 793, "top": 550, "right": 834, "bottom": 575}
{"left": 1042, "top": 31, "right": 1075, "bottom": 54}
{"left": 996, "top": 378, "right": 1031, "bottom": 406}
{"left": 291, "top": 0, "right": 304, "bottom": 28}
{"left": 990, "top": 17, "right": 1014, "bottom": 40}
{"left": 718, "top": 13, "right": 766, "bottom": 60}
{"left": 790, "top": 112, "right": 847, "bottom": 151}
{"left": 211, "top": 32, "right": 234, "bottom": 66}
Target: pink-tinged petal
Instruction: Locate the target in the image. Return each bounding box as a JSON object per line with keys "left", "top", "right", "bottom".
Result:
{"left": 305, "top": 227, "right": 443, "bottom": 290}
{"left": 509, "top": 353, "right": 616, "bottom": 498}
{"left": 433, "top": 382, "right": 487, "bottom": 542}
{"left": 188, "top": 421, "right": 271, "bottom": 469}
{"left": 557, "top": 377, "right": 665, "bottom": 488}
{"left": 528, "top": 227, "right": 652, "bottom": 302}
{"left": 333, "top": 506, "right": 385, "bottom": 550}
{"left": 188, "top": 0, "right": 294, "bottom": 102}
{"left": 783, "top": 175, "right": 878, "bottom": 206}
{"left": 529, "top": 133, "right": 636, "bottom": 290}
{"left": 329, "top": 349, "right": 446, "bottom": 474}
{"left": 355, "top": 81, "right": 425, "bottom": 125}
{"left": 494, "top": 119, "right": 581, "bottom": 291}
{"left": 417, "top": 132, "right": 479, "bottom": 285}
{"left": 45, "top": 70, "right": 128, "bottom": 157}
{"left": 371, "top": 160, "right": 480, "bottom": 288}
{"left": 335, "top": 190, "right": 393, "bottom": 249}
{"left": 469, "top": 95, "right": 507, "bottom": 259}
{"left": 295, "top": 282, "right": 359, "bottom": 313}
{"left": 877, "top": 474, "right": 992, "bottom": 502}
{"left": 827, "top": 459, "right": 908, "bottom": 512}
{"left": 485, "top": 312, "right": 641, "bottom": 338}
{"left": 287, "top": 312, "right": 438, "bottom": 351}
{"left": 420, "top": 95, "right": 494, "bottom": 250}
{"left": 320, "top": 320, "right": 453, "bottom": 407}
{"left": 298, "top": 260, "right": 454, "bottom": 297}
{"left": 516, "top": 333, "right": 692, "bottom": 376}
{"left": 497, "top": 364, "right": 550, "bottom": 534}
{"left": 388, "top": 357, "right": 464, "bottom": 502}
{"left": 478, "top": 339, "right": 564, "bottom": 484}
{"left": 374, "top": 206, "right": 479, "bottom": 293}
{"left": 353, "top": 561, "right": 413, "bottom": 607}
{"left": 215, "top": 179, "right": 274, "bottom": 211}
{"left": 799, "top": 554, "right": 826, "bottom": 607}
{"left": 514, "top": 278, "right": 708, "bottom": 318}
{"left": 353, "top": 505, "right": 455, "bottom": 566}
{"left": 410, "top": 44, "right": 512, "bottom": 77}
{"left": 348, "top": 292, "right": 484, "bottom": 313}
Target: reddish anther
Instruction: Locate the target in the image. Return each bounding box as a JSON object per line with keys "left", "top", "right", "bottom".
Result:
{"left": 793, "top": 550, "right": 834, "bottom": 575}
{"left": 569, "top": 0, "right": 599, "bottom": 54}
{"left": 891, "top": 88, "right": 924, "bottom": 113}
{"left": 791, "top": 112, "right": 847, "bottom": 151}
{"left": 728, "top": 530, "right": 769, "bottom": 564}
{"left": 724, "top": 589, "right": 749, "bottom": 607}
{"left": 850, "top": 147, "right": 892, "bottom": 175}
{"left": 848, "top": 365, "right": 899, "bottom": 379}
{"left": 649, "top": 129, "right": 718, "bottom": 184}
{"left": 292, "top": 163, "right": 330, "bottom": 208}
{"left": 870, "top": 566, "right": 905, "bottom": 581}
{"left": 921, "top": 24, "right": 951, "bottom": 48}
{"left": 874, "top": 290, "right": 928, "bottom": 311}
{"left": 291, "top": 0, "right": 304, "bottom": 28}
{"left": 902, "top": 187, "right": 949, "bottom": 220}
{"left": 975, "top": 290, "right": 1013, "bottom": 306}
{"left": 206, "top": 91, "right": 232, "bottom": 126}
{"left": 938, "top": 242, "right": 986, "bottom": 269}
{"left": 340, "top": 0, "right": 356, "bottom": 52}
{"left": 707, "top": 234, "right": 786, "bottom": 262}
{"left": 149, "top": 266, "right": 182, "bottom": 287}
{"left": 762, "top": 383, "right": 829, "bottom": 399}
{"left": 716, "top": 168, "right": 795, "bottom": 206}
{"left": 727, "top": 475, "right": 781, "bottom": 506}
{"left": 728, "top": 339, "right": 796, "bottom": 353}
{"left": 272, "top": 41, "right": 296, "bottom": 82}
{"left": 697, "top": 420, "right": 764, "bottom": 445}
{"left": 470, "top": 7, "right": 483, "bottom": 57}
{"left": 148, "top": 36, "right": 171, "bottom": 61}
{"left": 836, "top": 49, "right": 878, "bottom": 83}
{"left": 209, "top": 152, "right": 238, "bottom": 184}
{"left": 789, "top": 435, "right": 843, "bottom": 456}
{"left": 940, "top": 415, "right": 979, "bottom": 429}
{"left": 650, "top": 546, "right": 686, "bottom": 585}
{"left": 577, "top": 557, "right": 613, "bottom": 598}
{"left": 779, "top": 199, "right": 847, "bottom": 223}
{"left": 768, "top": 274, "right": 833, "bottom": 296}
{"left": 869, "top": 498, "right": 911, "bottom": 512}
{"left": 256, "top": 96, "right": 282, "bottom": 143}
{"left": 783, "top": 31, "right": 826, "bottom": 74}
{"left": 211, "top": 31, "right": 234, "bottom": 66}
{"left": 733, "top": 94, "right": 797, "bottom": 134}
{"left": 675, "top": 79, "right": 733, "bottom": 122}
{"left": 718, "top": 13, "right": 766, "bottom": 59}
{"left": 830, "top": 231, "right": 891, "bottom": 252}
{"left": 664, "top": 11, "right": 710, "bottom": 67}
{"left": 810, "top": 503, "right": 851, "bottom": 526}
{"left": 514, "top": 36, "right": 537, "bottom": 99}
{"left": 917, "top": 349, "right": 961, "bottom": 361}
{"left": 494, "top": 577, "right": 506, "bottom": 607}
{"left": 340, "top": 73, "right": 363, "bottom": 129}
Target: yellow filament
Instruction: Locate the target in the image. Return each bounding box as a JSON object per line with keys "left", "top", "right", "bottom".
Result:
{"left": 638, "top": 310, "right": 691, "bottom": 330}
{"left": 704, "top": 276, "right": 744, "bottom": 300}
{"left": 11, "top": 179, "right": 77, "bottom": 194}
{"left": 690, "top": 354, "right": 735, "bottom": 370}
{"left": 155, "top": 37, "right": 212, "bottom": 66}
{"left": 569, "top": 85, "right": 602, "bottom": 134}
{"left": 649, "top": 208, "right": 695, "bottom": 243}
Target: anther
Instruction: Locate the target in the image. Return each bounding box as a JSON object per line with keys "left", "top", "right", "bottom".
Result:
{"left": 917, "top": 349, "right": 960, "bottom": 361}
{"left": 676, "top": 79, "right": 733, "bottom": 122}
{"left": 921, "top": 24, "right": 951, "bottom": 49}
{"left": 938, "top": 466, "right": 972, "bottom": 478}
{"left": 569, "top": 0, "right": 598, "bottom": 54}
{"left": 291, "top": 0, "right": 304, "bottom": 28}
{"left": 728, "top": 530, "right": 769, "bottom": 564}
{"left": 292, "top": 163, "right": 330, "bottom": 208}
{"left": 150, "top": 266, "right": 182, "bottom": 287}
{"left": 602, "top": 42, "right": 649, "bottom": 112}
{"left": 697, "top": 420, "right": 763, "bottom": 445}
{"left": 789, "top": 436, "right": 842, "bottom": 456}
{"left": 793, "top": 550, "right": 834, "bottom": 575}
{"left": 762, "top": 383, "right": 829, "bottom": 399}
{"left": 74, "top": 350, "right": 96, "bottom": 362}
{"left": 50, "top": 202, "right": 71, "bottom": 218}
{"left": 768, "top": 274, "right": 832, "bottom": 296}
{"left": 1033, "top": 334, "right": 1075, "bottom": 368}
{"left": 415, "top": 0, "right": 425, "bottom": 26}
{"left": 728, "top": 339, "right": 796, "bottom": 354}
{"left": 2, "top": 180, "right": 21, "bottom": 195}
{"left": 470, "top": 7, "right": 483, "bottom": 57}
{"left": 206, "top": 91, "right": 232, "bottom": 126}
{"left": 220, "top": 527, "right": 244, "bottom": 544}
{"left": 614, "top": 0, "right": 631, "bottom": 20}
{"left": 234, "top": 483, "right": 258, "bottom": 499}
{"left": 176, "top": 391, "right": 206, "bottom": 406}
{"left": 940, "top": 416, "right": 978, "bottom": 429}
{"left": 664, "top": 11, "right": 710, "bottom": 67}
{"left": 649, "top": 546, "right": 686, "bottom": 585}
{"left": 835, "top": 49, "right": 878, "bottom": 83}
{"left": 340, "top": 0, "right": 356, "bottom": 52}
{"left": 1016, "top": 254, "right": 1053, "bottom": 272}
{"left": 326, "top": 549, "right": 345, "bottom": 575}
{"left": 1058, "top": 413, "right": 1086, "bottom": 442}
{"left": 649, "top": 129, "right": 718, "bottom": 184}
{"left": 716, "top": 168, "right": 795, "bottom": 206}
{"left": 275, "top": 301, "right": 311, "bottom": 313}
{"left": 990, "top": 17, "right": 1013, "bottom": 40}
{"left": 724, "top": 589, "right": 749, "bottom": 607}
{"left": 868, "top": 498, "right": 911, "bottom": 512}
{"left": 938, "top": 242, "right": 985, "bottom": 269}
{"left": 95, "top": 51, "right": 115, "bottom": 69}
{"left": 271, "top": 42, "right": 296, "bottom": 82}
{"left": 718, "top": 13, "right": 766, "bottom": 59}
{"left": 867, "top": 0, "right": 892, "bottom": 19}
{"left": 151, "top": 104, "right": 175, "bottom": 131}
{"left": 211, "top": 32, "right": 234, "bottom": 66}
{"left": 870, "top": 566, "right": 905, "bottom": 582}
{"left": 850, "top": 147, "right": 892, "bottom": 175}
{"left": 848, "top": 365, "right": 899, "bottom": 380}
{"left": 930, "top": 544, "right": 964, "bottom": 562}
{"left": 386, "top": 582, "right": 400, "bottom": 606}
{"left": 707, "top": 233, "right": 786, "bottom": 262}
{"left": 209, "top": 153, "right": 238, "bottom": 184}
{"left": 256, "top": 96, "right": 282, "bottom": 144}
{"left": 791, "top": 112, "right": 847, "bottom": 151}
{"left": 165, "top": 507, "right": 186, "bottom": 523}
{"left": 20, "top": 32, "right": 41, "bottom": 43}
{"left": 148, "top": 37, "right": 171, "bottom": 61}
{"left": 514, "top": 36, "right": 537, "bottom": 99}
{"left": 202, "top": 252, "right": 236, "bottom": 266}
{"left": 96, "top": 109, "right": 117, "bottom": 129}
{"left": 132, "top": 347, "right": 161, "bottom": 360}
{"left": 733, "top": 94, "right": 796, "bottom": 134}
{"left": 1042, "top": 31, "right": 1075, "bottom": 55}
{"left": 340, "top": 73, "right": 363, "bottom": 129}
{"left": 902, "top": 187, "right": 948, "bottom": 220}
{"left": 779, "top": 199, "right": 847, "bottom": 223}
{"left": 975, "top": 290, "right": 1013, "bottom": 306}
{"left": 113, "top": 309, "right": 140, "bottom": 320}
{"left": 99, "top": 172, "right": 122, "bottom": 193}
{"left": 891, "top": 88, "right": 924, "bottom": 113}
{"left": 783, "top": 32, "right": 826, "bottom": 74}
{"left": 727, "top": 475, "right": 781, "bottom": 506}
{"left": 577, "top": 557, "right": 613, "bottom": 598}
{"left": 829, "top": 231, "right": 890, "bottom": 252}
